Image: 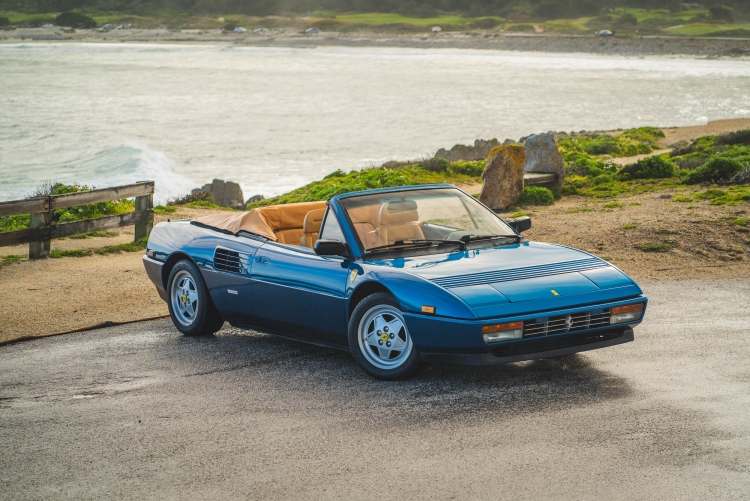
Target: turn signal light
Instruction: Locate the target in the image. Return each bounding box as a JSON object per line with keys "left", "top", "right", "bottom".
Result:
{"left": 482, "top": 321, "right": 524, "bottom": 343}
{"left": 422, "top": 305, "right": 436, "bottom": 314}
{"left": 610, "top": 303, "right": 645, "bottom": 325}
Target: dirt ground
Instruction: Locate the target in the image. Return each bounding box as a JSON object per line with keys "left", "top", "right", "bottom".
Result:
{"left": 2, "top": 119, "right": 749, "bottom": 343}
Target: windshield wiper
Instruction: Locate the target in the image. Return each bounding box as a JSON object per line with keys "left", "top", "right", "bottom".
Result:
{"left": 367, "top": 239, "right": 467, "bottom": 253}
{"left": 459, "top": 234, "right": 522, "bottom": 244}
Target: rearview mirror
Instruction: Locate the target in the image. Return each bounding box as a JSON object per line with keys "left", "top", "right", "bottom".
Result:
{"left": 508, "top": 216, "right": 532, "bottom": 233}
{"left": 314, "top": 239, "right": 351, "bottom": 259}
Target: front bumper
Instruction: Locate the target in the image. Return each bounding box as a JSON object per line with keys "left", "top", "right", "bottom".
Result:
{"left": 420, "top": 327, "right": 633, "bottom": 365}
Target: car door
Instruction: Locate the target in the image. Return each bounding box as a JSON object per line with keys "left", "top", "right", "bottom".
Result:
{"left": 200, "top": 234, "right": 265, "bottom": 324}
{"left": 250, "top": 210, "right": 352, "bottom": 347}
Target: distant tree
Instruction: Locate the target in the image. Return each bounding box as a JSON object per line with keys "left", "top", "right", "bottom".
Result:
{"left": 55, "top": 11, "right": 96, "bottom": 28}
{"left": 709, "top": 5, "right": 734, "bottom": 23}
{"left": 0, "top": 16, "right": 9, "bottom": 27}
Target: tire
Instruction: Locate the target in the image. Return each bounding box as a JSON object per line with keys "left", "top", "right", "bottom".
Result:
{"left": 348, "top": 293, "right": 425, "bottom": 380}
{"left": 167, "top": 259, "right": 224, "bottom": 336}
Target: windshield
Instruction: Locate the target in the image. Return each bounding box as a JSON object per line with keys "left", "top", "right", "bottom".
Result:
{"left": 339, "top": 188, "right": 517, "bottom": 253}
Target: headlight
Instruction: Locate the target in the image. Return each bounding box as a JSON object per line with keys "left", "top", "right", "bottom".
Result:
{"left": 482, "top": 321, "right": 523, "bottom": 343}
{"left": 610, "top": 303, "right": 645, "bottom": 325}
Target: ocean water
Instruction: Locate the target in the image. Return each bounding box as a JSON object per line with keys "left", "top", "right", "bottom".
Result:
{"left": 1, "top": 43, "right": 749, "bottom": 204}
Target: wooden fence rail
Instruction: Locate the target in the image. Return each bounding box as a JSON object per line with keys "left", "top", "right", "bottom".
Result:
{"left": 0, "top": 181, "right": 154, "bottom": 259}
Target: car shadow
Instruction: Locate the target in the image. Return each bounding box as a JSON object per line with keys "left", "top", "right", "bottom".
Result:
{"left": 172, "top": 324, "right": 634, "bottom": 423}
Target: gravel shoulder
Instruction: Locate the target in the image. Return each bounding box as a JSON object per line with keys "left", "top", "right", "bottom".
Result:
{"left": 0, "top": 279, "right": 748, "bottom": 500}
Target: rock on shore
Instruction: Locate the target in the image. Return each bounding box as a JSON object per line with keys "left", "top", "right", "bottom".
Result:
{"left": 479, "top": 145, "right": 526, "bottom": 210}
{"left": 192, "top": 179, "right": 244, "bottom": 209}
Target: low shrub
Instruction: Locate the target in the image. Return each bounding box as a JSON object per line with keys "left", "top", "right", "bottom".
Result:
{"left": 0, "top": 17, "right": 9, "bottom": 27}
{"left": 55, "top": 11, "right": 96, "bottom": 28}
{"left": 715, "top": 129, "right": 750, "bottom": 147}
{"left": 516, "top": 186, "right": 555, "bottom": 206}
{"left": 683, "top": 157, "right": 744, "bottom": 184}
{"left": 618, "top": 155, "right": 676, "bottom": 180}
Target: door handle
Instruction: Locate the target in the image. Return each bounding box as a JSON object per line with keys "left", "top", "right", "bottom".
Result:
{"left": 257, "top": 256, "right": 270, "bottom": 264}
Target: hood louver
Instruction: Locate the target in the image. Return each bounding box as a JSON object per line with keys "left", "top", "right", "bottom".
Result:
{"left": 430, "top": 258, "right": 607, "bottom": 289}
{"left": 213, "top": 247, "right": 250, "bottom": 275}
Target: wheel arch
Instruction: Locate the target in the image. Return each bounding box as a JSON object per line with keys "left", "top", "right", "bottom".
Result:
{"left": 348, "top": 281, "right": 395, "bottom": 319}
{"left": 162, "top": 252, "right": 200, "bottom": 290}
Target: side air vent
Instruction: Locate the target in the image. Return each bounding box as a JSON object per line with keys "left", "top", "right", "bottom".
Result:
{"left": 213, "top": 248, "right": 250, "bottom": 275}
{"left": 430, "top": 258, "right": 607, "bottom": 289}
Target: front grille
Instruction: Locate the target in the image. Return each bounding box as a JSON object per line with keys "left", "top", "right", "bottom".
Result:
{"left": 213, "top": 248, "right": 250, "bottom": 275}
{"left": 523, "top": 309, "right": 610, "bottom": 338}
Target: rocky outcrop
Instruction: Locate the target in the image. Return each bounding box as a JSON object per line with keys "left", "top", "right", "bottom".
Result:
{"left": 479, "top": 145, "right": 526, "bottom": 211}
{"left": 435, "top": 138, "right": 503, "bottom": 162}
{"left": 523, "top": 132, "right": 564, "bottom": 190}
{"left": 246, "top": 194, "right": 264, "bottom": 204}
{"left": 192, "top": 179, "right": 245, "bottom": 210}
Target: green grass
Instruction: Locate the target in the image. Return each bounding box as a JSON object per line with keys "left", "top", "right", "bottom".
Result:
{"left": 182, "top": 201, "right": 237, "bottom": 210}
{"left": 0, "top": 254, "right": 24, "bottom": 269}
{"left": 334, "top": 13, "right": 502, "bottom": 27}
{"left": 67, "top": 230, "right": 119, "bottom": 240}
{"left": 154, "top": 205, "right": 178, "bottom": 214}
{"left": 602, "top": 202, "right": 625, "bottom": 209}
{"left": 509, "top": 211, "right": 533, "bottom": 218}
{"left": 566, "top": 207, "right": 593, "bottom": 213}
{"left": 639, "top": 242, "right": 673, "bottom": 253}
{"left": 664, "top": 23, "right": 747, "bottom": 36}
{"left": 50, "top": 238, "right": 147, "bottom": 258}
{"left": 623, "top": 223, "right": 637, "bottom": 229}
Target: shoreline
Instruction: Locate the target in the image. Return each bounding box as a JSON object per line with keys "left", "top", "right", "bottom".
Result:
{"left": 2, "top": 28, "right": 750, "bottom": 58}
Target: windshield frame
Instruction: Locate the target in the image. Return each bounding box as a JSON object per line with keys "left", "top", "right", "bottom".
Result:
{"left": 333, "top": 185, "right": 519, "bottom": 259}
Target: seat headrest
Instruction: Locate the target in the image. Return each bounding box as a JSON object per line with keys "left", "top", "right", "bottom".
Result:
{"left": 303, "top": 209, "right": 326, "bottom": 233}
{"left": 379, "top": 204, "right": 419, "bottom": 225}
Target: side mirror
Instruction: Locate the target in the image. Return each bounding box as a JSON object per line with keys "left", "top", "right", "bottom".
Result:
{"left": 314, "top": 239, "right": 351, "bottom": 259}
{"left": 507, "top": 216, "right": 532, "bottom": 233}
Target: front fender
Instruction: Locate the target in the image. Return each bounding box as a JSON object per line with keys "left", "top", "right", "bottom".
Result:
{"left": 356, "top": 266, "right": 476, "bottom": 320}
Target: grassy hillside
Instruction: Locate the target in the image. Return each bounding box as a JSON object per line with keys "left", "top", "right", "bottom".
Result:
{"left": 2, "top": 6, "right": 747, "bottom": 37}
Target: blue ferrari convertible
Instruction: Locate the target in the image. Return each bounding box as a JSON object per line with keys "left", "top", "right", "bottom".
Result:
{"left": 143, "top": 184, "right": 647, "bottom": 380}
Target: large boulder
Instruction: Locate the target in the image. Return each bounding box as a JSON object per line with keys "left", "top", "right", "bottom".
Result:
{"left": 523, "top": 132, "right": 564, "bottom": 191}
{"left": 435, "top": 138, "right": 501, "bottom": 162}
{"left": 192, "top": 179, "right": 245, "bottom": 210}
{"left": 479, "top": 145, "right": 526, "bottom": 211}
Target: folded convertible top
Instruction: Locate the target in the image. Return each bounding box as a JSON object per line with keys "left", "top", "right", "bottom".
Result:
{"left": 192, "top": 201, "right": 327, "bottom": 241}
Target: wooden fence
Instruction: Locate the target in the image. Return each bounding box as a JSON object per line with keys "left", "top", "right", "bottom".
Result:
{"left": 0, "top": 181, "right": 154, "bottom": 259}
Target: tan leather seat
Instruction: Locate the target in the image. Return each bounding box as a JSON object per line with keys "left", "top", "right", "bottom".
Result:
{"left": 275, "top": 228, "right": 304, "bottom": 245}
{"left": 376, "top": 204, "right": 424, "bottom": 246}
{"left": 347, "top": 204, "right": 382, "bottom": 249}
{"left": 300, "top": 209, "right": 326, "bottom": 248}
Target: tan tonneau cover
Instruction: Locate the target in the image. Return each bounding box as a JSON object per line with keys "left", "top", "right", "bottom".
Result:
{"left": 193, "top": 201, "right": 327, "bottom": 242}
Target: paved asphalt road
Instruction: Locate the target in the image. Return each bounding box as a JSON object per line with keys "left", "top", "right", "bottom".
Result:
{"left": 1, "top": 279, "right": 749, "bottom": 500}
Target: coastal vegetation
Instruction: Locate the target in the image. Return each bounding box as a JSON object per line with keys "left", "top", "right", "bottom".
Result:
{"left": 1, "top": 1, "right": 747, "bottom": 37}
{"left": 244, "top": 127, "right": 750, "bottom": 214}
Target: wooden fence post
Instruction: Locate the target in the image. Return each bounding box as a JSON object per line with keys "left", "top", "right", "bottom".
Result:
{"left": 134, "top": 184, "right": 154, "bottom": 242}
{"left": 29, "top": 210, "right": 50, "bottom": 259}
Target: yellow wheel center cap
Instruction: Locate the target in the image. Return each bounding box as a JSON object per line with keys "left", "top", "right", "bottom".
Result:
{"left": 182, "top": 295, "right": 187, "bottom": 303}
{"left": 381, "top": 333, "right": 389, "bottom": 341}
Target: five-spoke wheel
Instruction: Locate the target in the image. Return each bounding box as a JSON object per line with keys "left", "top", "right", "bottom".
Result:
{"left": 348, "top": 292, "right": 424, "bottom": 380}
{"left": 170, "top": 270, "right": 199, "bottom": 327}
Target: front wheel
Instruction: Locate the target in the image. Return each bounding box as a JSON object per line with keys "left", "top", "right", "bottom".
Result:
{"left": 167, "top": 260, "right": 224, "bottom": 336}
{"left": 348, "top": 293, "right": 424, "bottom": 380}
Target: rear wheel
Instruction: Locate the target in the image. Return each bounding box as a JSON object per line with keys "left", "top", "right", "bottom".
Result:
{"left": 348, "top": 293, "right": 424, "bottom": 380}
{"left": 167, "top": 260, "right": 224, "bottom": 336}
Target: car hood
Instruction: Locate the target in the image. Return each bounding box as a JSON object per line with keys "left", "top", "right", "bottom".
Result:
{"left": 366, "top": 242, "right": 641, "bottom": 317}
